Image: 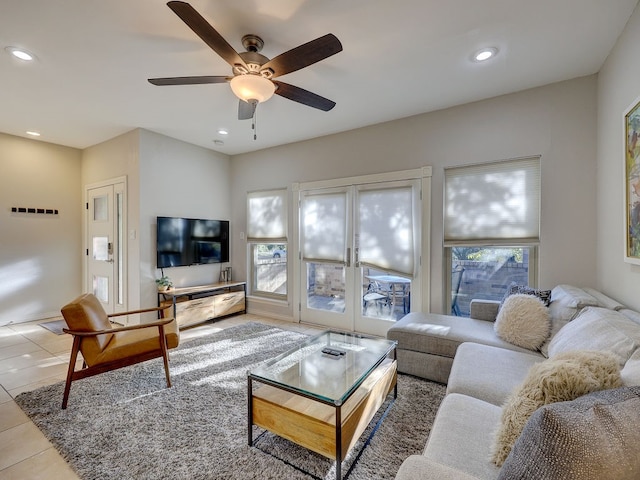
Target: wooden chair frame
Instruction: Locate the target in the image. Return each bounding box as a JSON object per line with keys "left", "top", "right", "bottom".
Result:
{"left": 62, "top": 306, "right": 174, "bottom": 409}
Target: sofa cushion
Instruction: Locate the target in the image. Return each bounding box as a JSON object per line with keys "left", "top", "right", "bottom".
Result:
{"left": 498, "top": 387, "right": 640, "bottom": 480}
{"left": 395, "top": 456, "right": 480, "bottom": 480}
{"left": 491, "top": 350, "right": 622, "bottom": 466}
{"left": 447, "top": 343, "right": 543, "bottom": 406}
{"left": 547, "top": 306, "right": 640, "bottom": 367}
{"left": 621, "top": 348, "right": 640, "bottom": 386}
{"left": 540, "top": 285, "right": 599, "bottom": 357}
{"left": 619, "top": 307, "right": 640, "bottom": 325}
{"left": 387, "top": 312, "right": 533, "bottom": 360}
{"left": 494, "top": 294, "right": 550, "bottom": 350}
{"left": 423, "top": 393, "right": 502, "bottom": 480}
{"left": 582, "top": 287, "right": 625, "bottom": 310}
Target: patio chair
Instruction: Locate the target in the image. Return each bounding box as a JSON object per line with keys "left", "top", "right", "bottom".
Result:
{"left": 60, "top": 293, "right": 180, "bottom": 409}
{"left": 363, "top": 281, "right": 389, "bottom": 314}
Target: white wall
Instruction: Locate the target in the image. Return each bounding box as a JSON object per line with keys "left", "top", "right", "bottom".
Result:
{"left": 231, "top": 75, "right": 598, "bottom": 317}
{"left": 0, "top": 133, "right": 82, "bottom": 325}
{"left": 82, "top": 128, "right": 232, "bottom": 312}
{"left": 597, "top": 3, "right": 640, "bottom": 311}
{"left": 82, "top": 130, "right": 142, "bottom": 310}
{"left": 139, "top": 129, "right": 232, "bottom": 309}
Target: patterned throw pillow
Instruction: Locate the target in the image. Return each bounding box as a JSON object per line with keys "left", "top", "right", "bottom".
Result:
{"left": 500, "top": 283, "right": 551, "bottom": 309}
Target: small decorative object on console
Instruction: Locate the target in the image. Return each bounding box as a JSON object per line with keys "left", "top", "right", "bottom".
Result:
{"left": 156, "top": 275, "right": 173, "bottom": 292}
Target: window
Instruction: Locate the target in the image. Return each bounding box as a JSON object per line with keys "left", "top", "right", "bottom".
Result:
{"left": 444, "top": 157, "right": 540, "bottom": 316}
{"left": 247, "top": 189, "right": 288, "bottom": 299}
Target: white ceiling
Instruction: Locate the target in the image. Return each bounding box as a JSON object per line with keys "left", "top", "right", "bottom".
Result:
{"left": 1, "top": 0, "right": 638, "bottom": 155}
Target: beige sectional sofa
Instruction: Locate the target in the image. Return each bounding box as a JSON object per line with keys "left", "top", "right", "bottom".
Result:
{"left": 388, "top": 285, "right": 640, "bottom": 479}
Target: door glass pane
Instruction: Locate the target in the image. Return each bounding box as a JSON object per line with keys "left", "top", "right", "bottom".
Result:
{"left": 93, "top": 195, "right": 108, "bottom": 221}
{"left": 450, "top": 247, "right": 530, "bottom": 317}
{"left": 93, "top": 275, "right": 109, "bottom": 303}
{"left": 93, "top": 236, "right": 109, "bottom": 261}
{"left": 306, "top": 262, "right": 345, "bottom": 313}
{"left": 362, "top": 267, "right": 411, "bottom": 321}
{"left": 252, "top": 244, "right": 287, "bottom": 295}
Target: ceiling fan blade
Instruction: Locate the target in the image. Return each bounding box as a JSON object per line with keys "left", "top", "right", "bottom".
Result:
{"left": 238, "top": 99, "right": 256, "bottom": 120}
{"left": 273, "top": 81, "right": 336, "bottom": 111}
{"left": 167, "top": 1, "right": 247, "bottom": 69}
{"left": 148, "top": 76, "right": 229, "bottom": 86}
{"left": 262, "top": 33, "right": 342, "bottom": 78}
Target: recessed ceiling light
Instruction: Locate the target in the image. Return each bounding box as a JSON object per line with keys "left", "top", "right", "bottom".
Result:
{"left": 26, "top": 131, "right": 41, "bottom": 137}
{"left": 5, "top": 46, "right": 36, "bottom": 61}
{"left": 473, "top": 47, "right": 498, "bottom": 62}
{"left": 217, "top": 129, "right": 229, "bottom": 135}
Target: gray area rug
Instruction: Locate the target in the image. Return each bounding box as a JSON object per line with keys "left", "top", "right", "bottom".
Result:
{"left": 16, "top": 322, "right": 445, "bottom": 480}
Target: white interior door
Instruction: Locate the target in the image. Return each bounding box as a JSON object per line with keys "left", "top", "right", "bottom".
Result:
{"left": 86, "top": 181, "right": 126, "bottom": 315}
{"left": 298, "top": 175, "right": 422, "bottom": 337}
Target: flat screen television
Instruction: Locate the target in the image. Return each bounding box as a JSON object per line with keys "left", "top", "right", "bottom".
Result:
{"left": 156, "top": 216, "right": 229, "bottom": 268}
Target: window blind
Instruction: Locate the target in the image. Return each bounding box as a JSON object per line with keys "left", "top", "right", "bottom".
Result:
{"left": 246, "top": 189, "right": 287, "bottom": 242}
{"left": 357, "top": 185, "right": 416, "bottom": 276}
{"left": 301, "top": 191, "right": 347, "bottom": 263}
{"left": 444, "top": 157, "right": 541, "bottom": 246}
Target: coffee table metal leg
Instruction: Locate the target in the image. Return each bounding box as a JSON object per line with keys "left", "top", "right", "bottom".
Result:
{"left": 335, "top": 405, "right": 342, "bottom": 480}
{"left": 247, "top": 376, "right": 253, "bottom": 446}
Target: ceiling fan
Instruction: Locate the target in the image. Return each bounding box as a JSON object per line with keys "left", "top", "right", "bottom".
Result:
{"left": 148, "top": 1, "right": 343, "bottom": 123}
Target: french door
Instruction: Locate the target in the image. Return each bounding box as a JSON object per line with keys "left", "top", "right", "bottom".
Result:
{"left": 298, "top": 171, "right": 425, "bottom": 337}
{"left": 86, "top": 179, "right": 126, "bottom": 315}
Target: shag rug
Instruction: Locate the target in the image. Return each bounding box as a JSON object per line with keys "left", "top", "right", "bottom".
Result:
{"left": 16, "top": 322, "right": 445, "bottom": 480}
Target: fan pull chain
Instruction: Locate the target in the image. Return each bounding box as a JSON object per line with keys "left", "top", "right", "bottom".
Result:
{"left": 252, "top": 104, "right": 258, "bottom": 141}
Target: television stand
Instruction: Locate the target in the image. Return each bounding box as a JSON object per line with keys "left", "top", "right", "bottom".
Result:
{"left": 158, "top": 281, "right": 246, "bottom": 329}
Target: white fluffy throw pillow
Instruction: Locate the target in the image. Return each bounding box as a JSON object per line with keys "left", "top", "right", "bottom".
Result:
{"left": 491, "top": 350, "right": 622, "bottom": 466}
{"left": 494, "top": 294, "right": 551, "bottom": 350}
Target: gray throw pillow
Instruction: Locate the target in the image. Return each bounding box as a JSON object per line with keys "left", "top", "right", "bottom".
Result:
{"left": 498, "top": 386, "right": 640, "bottom": 480}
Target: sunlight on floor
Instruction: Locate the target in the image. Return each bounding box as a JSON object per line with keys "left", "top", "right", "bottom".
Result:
{"left": 0, "top": 313, "right": 323, "bottom": 478}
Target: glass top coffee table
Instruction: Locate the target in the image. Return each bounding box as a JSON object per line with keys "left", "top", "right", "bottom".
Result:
{"left": 248, "top": 330, "right": 397, "bottom": 480}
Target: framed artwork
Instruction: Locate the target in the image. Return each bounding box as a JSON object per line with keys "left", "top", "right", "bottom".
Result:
{"left": 625, "top": 97, "right": 640, "bottom": 264}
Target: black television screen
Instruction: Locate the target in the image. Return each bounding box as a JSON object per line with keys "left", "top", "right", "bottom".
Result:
{"left": 156, "top": 216, "right": 229, "bottom": 268}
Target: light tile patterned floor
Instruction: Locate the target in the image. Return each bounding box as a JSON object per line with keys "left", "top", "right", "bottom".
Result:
{"left": 0, "top": 314, "right": 322, "bottom": 479}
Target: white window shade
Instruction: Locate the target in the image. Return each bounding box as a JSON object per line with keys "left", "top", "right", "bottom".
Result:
{"left": 247, "top": 189, "right": 287, "bottom": 242}
{"left": 357, "top": 186, "right": 416, "bottom": 276}
{"left": 301, "top": 192, "right": 347, "bottom": 263}
{"left": 444, "top": 157, "right": 540, "bottom": 245}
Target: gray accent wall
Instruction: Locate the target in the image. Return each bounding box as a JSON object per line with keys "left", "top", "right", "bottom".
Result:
{"left": 231, "top": 75, "right": 599, "bottom": 318}
{"left": 0, "top": 133, "right": 82, "bottom": 325}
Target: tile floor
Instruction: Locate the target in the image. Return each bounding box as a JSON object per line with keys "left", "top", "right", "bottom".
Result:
{"left": 0, "top": 314, "right": 322, "bottom": 479}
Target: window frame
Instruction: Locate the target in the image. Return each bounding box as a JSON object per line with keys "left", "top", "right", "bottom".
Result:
{"left": 442, "top": 157, "right": 541, "bottom": 316}
{"left": 246, "top": 189, "right": 288, "bottom": 301}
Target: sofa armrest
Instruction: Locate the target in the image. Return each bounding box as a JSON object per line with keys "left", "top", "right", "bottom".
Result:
{"left": 469, "top": 299, "right": 500, "bottom": 322}
{"left": 395, "top": 456, "right": 480, "bottom": 480}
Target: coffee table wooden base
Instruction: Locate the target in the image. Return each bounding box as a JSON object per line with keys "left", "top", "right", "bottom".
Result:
{"left": 249, "top": 358, "right": 397, "bottom": 479}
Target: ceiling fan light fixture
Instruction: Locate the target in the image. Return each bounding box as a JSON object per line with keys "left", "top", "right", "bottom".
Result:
{"left": 230, "top": 74, "right": 275, "bottom": 104}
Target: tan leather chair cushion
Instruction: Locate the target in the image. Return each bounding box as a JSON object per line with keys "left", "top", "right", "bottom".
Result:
{"left": 94, "top": 319, "right": 180, "bottom": 366}
{"left": 61, "top": 294, "right": 114, "bottom": 363}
